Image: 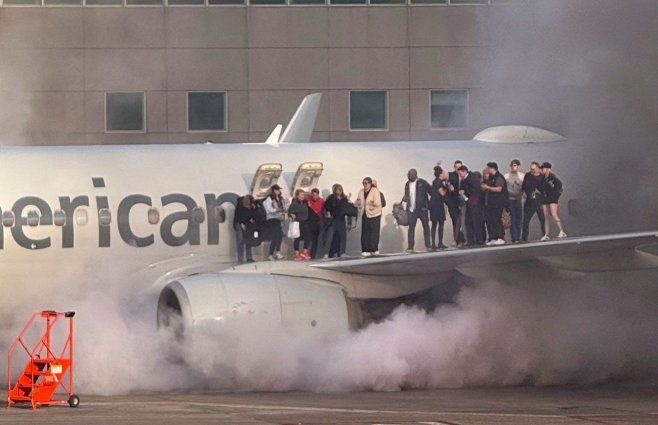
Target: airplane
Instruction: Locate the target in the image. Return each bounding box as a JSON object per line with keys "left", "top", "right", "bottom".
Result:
{"left": 0, "top": 93, "right": 656, "bottom": 341}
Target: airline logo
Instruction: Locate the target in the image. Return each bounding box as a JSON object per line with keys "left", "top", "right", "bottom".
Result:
{"left": 0, "top": 178, "right": 239, "bottom": 250}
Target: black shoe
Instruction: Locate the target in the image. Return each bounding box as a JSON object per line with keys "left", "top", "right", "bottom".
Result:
{"left": 246, "top": 259, "right": 255, "bottom": 263}
{"left": 438, "top": 243, "right": 448, "bottom": 249}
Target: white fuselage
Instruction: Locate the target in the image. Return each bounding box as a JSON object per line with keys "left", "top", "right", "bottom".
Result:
{"left": 0, "top": 140, "right": 574, "bottom": 309}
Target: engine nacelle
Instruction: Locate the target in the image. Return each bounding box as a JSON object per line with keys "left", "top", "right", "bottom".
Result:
{"left": 157, "top": 271, "right": 350, "bottom": 334}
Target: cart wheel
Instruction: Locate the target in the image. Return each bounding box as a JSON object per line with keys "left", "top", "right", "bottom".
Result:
{"left": 68, "top": 394, "right": 80, "bottom": 408}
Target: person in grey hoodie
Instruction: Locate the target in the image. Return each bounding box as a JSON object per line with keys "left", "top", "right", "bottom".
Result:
{"left": 504, "top": 159, "right": 525, "bottom": 243}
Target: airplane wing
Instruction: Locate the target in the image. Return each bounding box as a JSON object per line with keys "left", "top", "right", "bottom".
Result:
{"left": 312, "top": 231, "right": 658, "bottom": 276}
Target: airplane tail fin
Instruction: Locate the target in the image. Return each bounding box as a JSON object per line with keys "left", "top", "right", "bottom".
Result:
{"left": 279, "top": 93, "right": 322, "bottom": 144}
{"left": 264, "top": 124, "right": 283, "bottom": 147}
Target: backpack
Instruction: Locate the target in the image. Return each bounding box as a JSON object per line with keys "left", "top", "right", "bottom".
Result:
{"left": 379, "top": 191, "right": 387, "bottom": 208}
{"left": 392, "top": 202, "right": 408, "bottom": 226}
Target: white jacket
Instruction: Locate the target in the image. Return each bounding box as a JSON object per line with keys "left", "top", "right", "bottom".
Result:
{"left": 263, "top": 196, "right": 288, "bottom": 221}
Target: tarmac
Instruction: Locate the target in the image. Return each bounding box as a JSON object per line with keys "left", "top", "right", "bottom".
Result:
{"left": 2, "top": 385, "right": 657, "bottom": 425}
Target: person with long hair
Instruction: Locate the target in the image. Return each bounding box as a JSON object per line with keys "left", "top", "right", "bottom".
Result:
{"left": 262, "top": 184, "right": 287, "bottom": 260}
{"left": 322, "top": 184, "right": 353, "bottom": 258}
{"left": 233, "top": 194, "right": 256, "bottom": 263}
{"left": 539, "top": 162, "right": 567, "bottom": 240}
{"left": 288, "top": 189, "right": 312, "bottom": 261}
{"left": 429, "top": 165, "right": 448, "bottom": 250}
{"left": 356, "top": 177, "right": 383, "bottom": 257}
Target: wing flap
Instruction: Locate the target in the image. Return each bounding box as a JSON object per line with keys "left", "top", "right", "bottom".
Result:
{"left": 312, "top": 231, "right": 658, "bottom": 276}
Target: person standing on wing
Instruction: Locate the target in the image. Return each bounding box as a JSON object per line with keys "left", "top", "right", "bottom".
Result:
{"left": 356, "top": 177, "right": 382, "bottom": 257}
{"left": 402, "top": 168, "right": 432, "bottom": 252}
{"left": 539, "top": 162, "right": 567, "bottom": 240}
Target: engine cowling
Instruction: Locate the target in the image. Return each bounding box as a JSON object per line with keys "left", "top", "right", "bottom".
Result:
{"left": 157, "top": 271, "right": 350, "bottom": 334}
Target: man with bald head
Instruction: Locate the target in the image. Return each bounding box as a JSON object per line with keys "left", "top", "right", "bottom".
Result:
{"left": 403, "top": 168, "right": 431, "bottom": 252}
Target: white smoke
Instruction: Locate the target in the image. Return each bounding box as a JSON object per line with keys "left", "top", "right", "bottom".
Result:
{"left": 44, "top": 273, "right": 657, "bottom": 395}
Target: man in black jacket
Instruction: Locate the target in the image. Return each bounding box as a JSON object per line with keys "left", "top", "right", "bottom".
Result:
{"left": 521, "top": 161, "right": 546, "bottom": 241}
{"left": 403, "top": 168, "right": 431, "bottom": 252}
{"left": 457, "top": 165, "right": 485, "bottom": 246}
{"left": 482, "top": 162, "right": 507, "bottom": 246}
{"left": 446, "top": 160, "right": 466, "bottom": 246}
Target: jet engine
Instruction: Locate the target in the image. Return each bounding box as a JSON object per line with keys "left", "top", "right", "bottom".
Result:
{"left": 157, "top": 271, "right": 351, "bottom": 336}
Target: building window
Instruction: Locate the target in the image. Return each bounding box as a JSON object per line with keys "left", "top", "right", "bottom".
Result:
{"left": 168, "top": 0, "right": 203, "bottom": 5}
{"left": 410, "top": 0, "right": 445, "bottom": 4}
{"left": 188, "top": 92, "right": 227, "bottom": 132}
{"left": 45, "top": 0, "right": 82, "bottom": 4}
{"left": 430, "top": 90, "right": 468, "bottom": 129}
{"left": 250, "top": 0, "right": 286, "bottom": 4}
{"left": 208, "top": 0, "right": 245, "bottom": 4}
{"left": 85, "top": 0, "right": 122, "bottom": 5}
{"left": 449, "top": 0, "right": 489, "bottom": 4}
{"left": 126, "top": 0, "right": 163, "bottom": 4}
{"left": 2, "top": 0, "right": 41, "bottom": 4}
{"left": 350, "top": 91, "right": 388, "bottom": 131}
{"left": 106, "top": 92, "right": 145, "bottom": 133}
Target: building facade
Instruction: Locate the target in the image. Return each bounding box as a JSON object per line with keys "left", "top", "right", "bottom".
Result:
{"left": 0, "top": 1, "right": 547, "bottom": 145}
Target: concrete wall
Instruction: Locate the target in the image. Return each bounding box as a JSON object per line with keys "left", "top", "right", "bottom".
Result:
{"left": 0, "top": 5, "right": 497, "bottom": 145}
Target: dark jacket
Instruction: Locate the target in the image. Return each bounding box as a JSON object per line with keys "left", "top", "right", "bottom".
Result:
{"left": 445, "top": 171, "right": 461, "bottom": 208}
{"left": 403, "top": 178, "right": 431, "bottom": 211}
{"left": 485, "top": 171, "right": 508, "bottom": 209}
{"left": 233, "top": 197, "right": 257, "bottom": 227}
{"left": 324, "top": 194, "right": 351, "bottom": 220}
{"left": 522, "top": 172, "right": 544, "bottom": 199}
{"left": 541, "top": 173, "right": 563, "bottom": 199}
{"left": 429, "top": 178, "right": 447, "bottom": 220}
{"left": 288, "top": 199, "right": 310, "bottom": 222}
{"left": 461, "top": 172, "right": 484, "bottom": 207}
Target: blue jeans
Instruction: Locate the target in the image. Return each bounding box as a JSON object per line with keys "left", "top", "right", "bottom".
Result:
{"left": 508, "top": 199, "right": 522, "bottom": 242}
{"left": 234, "top": 225, "right": 253, "bottom": 263}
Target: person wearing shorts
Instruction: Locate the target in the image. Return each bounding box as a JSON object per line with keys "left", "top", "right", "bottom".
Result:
{"left": 539, "top": 162, "right": 567, "bottom": 240}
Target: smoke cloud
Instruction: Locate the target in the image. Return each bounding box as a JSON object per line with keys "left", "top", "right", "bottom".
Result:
{"left": 4, "top": 272, "right": 653, "bottom": 396}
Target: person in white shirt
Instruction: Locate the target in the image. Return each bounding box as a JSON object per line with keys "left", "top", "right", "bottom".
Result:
{"left": 262, "top": 184, "right": 288, "bottom": 260}
{"left": 504, "top": 159, "right": 525, "bottom": 243}
{"left": 402, "top": 169, "right": 431, "bottom": 252}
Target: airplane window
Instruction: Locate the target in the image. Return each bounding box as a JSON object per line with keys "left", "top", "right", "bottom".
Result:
{"left": 75, "top": 209, "right": 88, "bottom": 226}
{"left": 214, "top": 207, "right": 226, "bottom": 223}
{"left": 26, "top": 210, "right": 40, "bottom": 227}
{"left": 148, "top": 208, "right": 160, "bottom": 225}
{"left": 53, "top": 210, "right": 67, "bottom": 227}
{"left": 259, "top": 178, "right": 271, "bottom": 189}
{"left": 191, "top": 207, "right": 206, "bottom": 224}
{"left": 1, "top": 211, "right": 15, "bottom": 228}
{"left": 98, "top": 208, "right": 112, "bottom": 227}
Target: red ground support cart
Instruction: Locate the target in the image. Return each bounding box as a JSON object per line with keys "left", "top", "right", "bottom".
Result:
{"left": 7, "top": 310, "right": 79, "bottom": 410}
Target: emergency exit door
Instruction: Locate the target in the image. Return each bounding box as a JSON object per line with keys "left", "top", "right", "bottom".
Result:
{"left": 251, "top": 163, "right": 283, "bottom": 200}
{"left": 291, "top": 162, "right": 323, "bottom": 193}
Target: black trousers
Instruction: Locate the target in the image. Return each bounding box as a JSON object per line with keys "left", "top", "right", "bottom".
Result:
{"left": 447, "top": 206, "right": 465, "bottom": 245}
{"left": 308, "top": 219, "right": 322, "bottom": 258}
{"left": 293, "top": 220, "right": 311, "bottom": 251}
{"left": 322, "top": 219, "right": 347, "bottom": 257}
{"left": 522, "top": 197, "right": 546, "bottom": 241}
{"left": 431, "top": 219, "right": 445, "bottom": 247}
{"left": 361, "top": 214, "right": 381, "bottom": 253}
{"left": 485, "top": 207, "right": 505, "bottom": 240}
{"left": 465, "top": 204, "right": 485, "bottom": 246}
{"left": 408, "top": 209, "right": 431, "bottom": 249}
{"left": 264, "top": 219, "right": 283, "bottom": 255}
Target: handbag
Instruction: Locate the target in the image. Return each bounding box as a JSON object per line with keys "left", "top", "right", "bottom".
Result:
{"left": 502, "top": 209, "right": 512, "bottom": 230}
{"left": 287, "top": 220, "right": 300, "bottom": 239}
{"left": 392, "top": 202, "right": 409, "bottom": 226}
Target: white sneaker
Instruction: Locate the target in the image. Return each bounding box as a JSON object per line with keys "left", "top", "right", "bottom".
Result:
{"left": 540, "top": 235, "right": 550, "bottom": 241}
{"left": 374, "top": 251, "right": 380, "bottom": 255}
{"left": 361, "top": 251, "right": 371, "bottom": 257}
{"left": 557, "top": 231, "right": 568, "bottom": 238}
{"left": 492, "top": 239, "right": 506, "bottom": 246}
{"left": 485, "top": 240, "right": 495, "bottom": 246}
{"left": 268, "top": 255, "right": 276, "bottom": 261}
{"left": 275, "top": 252, "right": 284, "bottom": 260}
